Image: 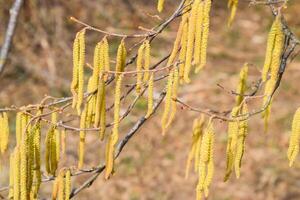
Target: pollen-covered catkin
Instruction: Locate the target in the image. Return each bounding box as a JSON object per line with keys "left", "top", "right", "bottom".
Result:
{"left": 75, "top": 30, "right": 86, "bottom": 115}
{"left": 161, "top": 69, "right": 174, "bottom": 135}
{"left": 287, "top": 108, "right": 300, "bottom": 166}
{"left": 115, "top": 40, "right": 127, "bottom": 73}
{"left": 143, "top": 40, "right": 151, "bottom": 82}
{"left": 157, "top": 0, "right": 165, "bottom": 12}
{"left": 198, "top": 0, "right": 212, "bottom": 71}
{"left": 234, "top": 104, "right": 248, "bottom": 178}
{"left": 262, "top": 79, "right": 275, "bottom": 133}
{"left": 179, "top": 22, "right": 188, "bottom": 83}
{"left": 13, "top": 146, "right": 20, "bottom": 200}
{"left": 103, "top": 37, "right": 110, "bottom": 81}
{"left": 235, "top": 64, "right": 248, "bottom": 106}
{"left": 8, "top": 152, "right": 14, "bottom": 199}
{"left": 146, "top": 73, "right": 154, "bottom": 118}
{"left": 0, "top": 112, "right": 9, "bottom": 154}
{"left": 78, "top": 107, "right": 87, "bottom": 169}
{"left": 196, "top": 119, "right": 214, "bottom": 200}
{"left": 228, "top": 0, "right": 238, "bottom": 27}
{"left": 166, "top": 67, "right": 179, "bottom": 128}
{"left": 184, "top": 0, "right": 199, "bottom": 83}
{"left": 65, "top": 169, "right": 71, "bottom": 200}
{"left": 61, "top": 129, "right": 66, "bottom": 155}
{"left": 136, "top": 42, "right": 145, "bottom": 94}
{"left": 20, "top": 132, "right": 28, "bottom": 200}
{"left": 262, "top": 15, "right": 283, "bottom": 82}
{"left": 58, "top": 170, "right": 65, "bottom": 200}
{"left": 194, "top": 1, "right": 204, "bottom": 69}
{"left": 185, "top": 115, "right": 204, "bottom": 179}
{"left": 224, "top": 106, "right": 240, "bottom": 181}
{"left": 105, "top": 74, "right": 124, "bottom": 179}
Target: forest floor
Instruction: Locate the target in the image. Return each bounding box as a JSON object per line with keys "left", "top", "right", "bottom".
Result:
{"left": 1, "top": 0, "right": 300, "bottom": 200}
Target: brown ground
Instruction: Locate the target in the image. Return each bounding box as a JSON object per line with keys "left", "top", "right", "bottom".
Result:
{"left": 1, "top": 0, "right": 300, "bottom": 200}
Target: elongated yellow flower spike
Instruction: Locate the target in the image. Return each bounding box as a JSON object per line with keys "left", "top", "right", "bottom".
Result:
{"left": 234, "top": 104, "right": 248, "bottom": 178}
{"left": 143, "top": 40, "right": 151, "bottom": 82}
{"left": 103, "top": 37, "right": 110, "bottom": 81}
{"left": 287, "top": 108, "right": 300, "bottom": 166}
{"left": 20, "top": 132, "right": 28, "bottom": 200}
{"left": 262, "top": 79, "right": 275, "bottom": 133}
{"left": 196, "top": 118, "right": 214, "bottom": 200}
{"left": 262, "top": 16, "right": 283, "bottom": 82}
{"left": 228, "top": 0, "right": 238, "bottom": 27}
{"left": 157, "top": 0, "right": 165, "bottom": 12}
{"left": 78, "top": 107, "right": 87, "bottom": 169}
{"left": 71, "top": 33, "right": 80, "bottom": 108}
{"left": 184, "top": 0, "right": 200, "bottom": 83}
{"left": 9, "top": 152, "right": 14, "bottom": 199}
{"left": 105, "top": 74, "right": 124, "bottom": 179}
{"left": 116, "top": 40, "right": 127, "bottom": 73}
{"left": 0, "top": 112, "right": 9, "bottom": 154}
{"left": 13, "top": 146, "right": 20, "bottom": 200}
{"left": 146, "top": 73, "right": 154, "bottom": 118}
{"left": 52, "top": 177, "right": 59, "bottom": 200}
{"left": 235, "top": 64, "right": 248, "bottom": 106}
{"left": 198, "top": 0, "right": 212, "bottom": 71}
{"left": 185, "top": 115, "right": 205, "bottom": 179}
{"left": 57, "top": 170, "right": 65, "bottom": 200}
{"left": 166, "top": 67, "right": 179, "bottom": 128}
{"left": 65, "top": 169, "right": 71, "bottom": 200}
{"left": 161, "top": 69, "right": 174, "bottom": 135}
{"left": 136, "top": 42, "right": 145, "bottom": 94}
{"left": 194, "top": 1, "right": 204, "bottom": 69}
{"left": 179, "top": 22, "right": 188, "bottom": 83}
{"left": 224, "top": 106, "right": 240, "bottom": 181}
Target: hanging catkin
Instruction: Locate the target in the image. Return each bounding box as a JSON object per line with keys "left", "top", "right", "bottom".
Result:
{"left": 13, "top": 146, "right": 20, "bottom": 200}
{"left": 146, "top": 73, "right": 154, "bottom": 118}
{"left": 105, "top": 74, "right": 124, "bottom": 179}
{"left": 224, "top": 106, "right": 240, "bottom": 181}
{"left": 227, "top": 0, "right": 238, "bottom": 27}
{"left": 184, "top": 0, "right": 199, "bottom": 83}
{"left": 166, "top": 67, "right": 179, "bottom": 128}
{"left": 136, "top": 42, "right": 145, "bottom": 94}
{"left": 20, "top": 129, "right": 28, "bottom": 200}
{"left": 65, "top": 170, "right": 71, "bottom": 200}
{"left": 179, "top": 22, "right": 188, "bottom": 83}
{"left": 234, "top": 104, "right": 248, "bottom": 178}
{"left": 8, "top": 152, "right": 14, "bottom": 199}
{"left": 16, "top": 112, "right": 22, "bottom": 146}
{"left": 161, "top": 68, "right": 175, "bottom": 135}
{"left": 235, "top": 64, "right": 248, "bottom": 106}
{"left": 0, "top": 112, "right": 9, "bottom": 154}
{"left": 193, "top": 1, "right": 204, "bottom": 69}
{"left": 71, "top": 30, "right": 86, "bottom": 115}
{"left": 262, "top": 79, "right": 275, "bottom": 133}
{"left": 58, "top": 170, "right": 65, "bottom": 200}
{"left": 143, "top": 40, "right": 151, "bottom": 82}
{"left": 78, "top": 107, "right": 87, "bottom": 169}
{"left": 198, "top": 0, "right": 211, "bottom": 71}
{"left": 262, "top": 15, "right": 283, "bottom": 82}
{"left": 196, "top": 118, "right": 214, "bottom": 200}
{"left": 185, "top": 115, "right": 205, "bottom": 179}
{"left": 287, "top": 108, "right": 300, "bottom": 166}
{"left": 157, "top": 0, "right": 165, "bottom": 12}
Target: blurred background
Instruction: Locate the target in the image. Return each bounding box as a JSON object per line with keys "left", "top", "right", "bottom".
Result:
{"left": 1, "top": 0, "right": 300, "bottom": 199}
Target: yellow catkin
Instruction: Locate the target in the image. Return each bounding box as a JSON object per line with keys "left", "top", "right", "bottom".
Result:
{"left": 13, "top": 146, "right": 20, "bottom": 200}
{"left": 71, "top": 32, "right": 80, "bottom": 108}
{"left": 179, "top": 22, "right": 188, "bottom": 83}
{"left": 65, "top": 170, "right": 71, "bottom": 200}
{"left": 78, "top": 107, "right": 87, "bottom": 169}
{"left": 166, "top": 17, "right": 186, "bottom": 71}
{"left": 287, "top": 108, "right": 300, "bottom": 166}
{"left": 184, "top": 0, "right": 199, "bottom": 83}
{"left": 224, "top": 106, "right": 240, "bottom": 181}
{"left": 228, "top": 0, "right": 238, "bottom": 27}
{"left": 45, "top": 113, "right": 58, "bottom": 176}
{"left": 76, "top": 30, "right": 86, "bottom": 115}
{"left": 145, "top": 73, "right": 154, "bottom": 118}
{"left": 0, "top": 112, "right": 9, "bottom": 154}
{"left": 161, "top": 69, "right": 174, "bottom": 135}
{"left": 32, "top": 117, "right": 42, "bottom": 198}
{"left": 96, "top": 80, "right": 106, "bottom": 140}
{"left": 20, "top": 132, "right": 28, "bottom": 200}
{"left": 116, "top": 40, "right": 127, "bottom": 73}
{"left": 235, "top": 64, "right": 248, "bottom": 106}
{"left": 143, "top": 40, "right": 151, "bottom": 82}
{"left": 262, "top": 16, "right": 282, "bottom": 82}
{"left": 86, "top": 78, "right": 95, "bottom": 127}
{"left": 196, "top": 119, "right": 214, "bottom": 200}
{"left": 51, "top": 178, "right": 59, "bottom": 200}
{"left": 157, "top": 0, "right": 165, "bottom": 12}
{"left": 199, "top": 0, "right": 211, "bottom": 70}
{"left": 16, "top": 112, "right": 22, "bottom": 146}
{"left": 61, "top": 129, "right": 66, "bottom": 155}
{"left": 185, "top": 115, "right": 205, "bottom": 179}
{"left": 105, "top": 74, "right": 123, "bottom": 179}
{"left": 136, "top": 42, "right": 145, "bottom": 94}
{"left": 58, "top": 170, "right": 65, "bottom": 200}
{"left": 103, "top": 37, "right": 110, "bottom": 81}
{"left": 262, "top": 79, "right": 275, "bottom": 133}
{"left": 194, "top": 1, "right": 204, "bottom": 70}
{"left": 166, "top": 67, "right": 179, "bottom": 128}
{"left": 234, "top": 104, "right": 248, "bottom": 178}
{"left": 8, "top": 152, "right": 14, "bottom": 199}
